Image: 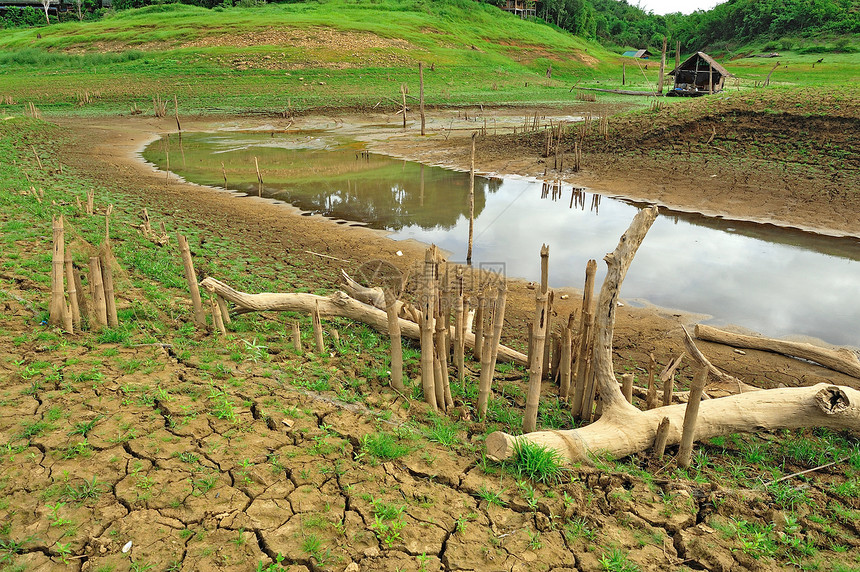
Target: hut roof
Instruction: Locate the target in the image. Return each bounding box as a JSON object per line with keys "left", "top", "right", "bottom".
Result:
{"left": 622, "top": 49, "right": 652, "bottom": 58}
{"left": 669, "top": 52, "right": 733, "bottom": 77}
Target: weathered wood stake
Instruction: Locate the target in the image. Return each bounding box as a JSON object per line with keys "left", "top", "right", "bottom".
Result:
{"left": 653, "top": 417, "right": 670, "bottom": 458}
{"left": 177, "top": 233, "right": 205, "bottom": 327}
{"left": 677, "top": 364, "right": 709, "bottom": 468}
{"left": 49, "top": 216, "right": 69, "bottom": 330}
{"left": 88, "top": 256, "right": 108, "bottom": 329}
{"left": 467, "top": 132, "right": 476, "bottom": 264}
{"left": 312, "top": 301, "right": 325, "bottom": 353}
{"left": 292, "top": 321, "right": 303, "bottom": 354}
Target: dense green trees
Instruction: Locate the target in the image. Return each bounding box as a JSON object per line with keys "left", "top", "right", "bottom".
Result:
{"left": 585, "top": 0, "right": 858, "bottom": 51}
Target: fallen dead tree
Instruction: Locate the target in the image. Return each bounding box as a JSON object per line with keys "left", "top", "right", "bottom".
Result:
{"left": 695, "top": 324, "right": 860, "bottom": 379}
{"left": 486, "top": 207, "right": 860, "bottom": 463}
{"left": 199, "top": 277, "right": 528, "bottom": 366}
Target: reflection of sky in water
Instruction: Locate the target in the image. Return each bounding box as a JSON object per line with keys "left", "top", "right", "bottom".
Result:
{"left": 391, "top": 179, "right": 860, "bottom": 347}
{"left": 144, "top": 133, "right": 860, "bottom": 347}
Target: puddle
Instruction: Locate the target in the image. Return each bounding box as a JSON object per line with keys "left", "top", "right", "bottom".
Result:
{"left": 142, "top": 131, "right": 860, "bottom": 347}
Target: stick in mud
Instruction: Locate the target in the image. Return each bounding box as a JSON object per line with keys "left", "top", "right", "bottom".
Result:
{"left": 473, "top": 291, "right": 484, "bottom": 362}
{"left": 621, "top": 372, "right": 634, "bottom": 404}
{"left": 384, "top": 287, "right": 404, "bottom": 392}
{"left": 646, "top": 353, "right": 659, "bottom": 409}
{"left": 312, "top": 301, "right": 325, "bottom": 354}
{"left": 64, "top": 250, "right": 81, "bottom": 330}
{"left": 477, "top": 282, "right": 507, "bottom": 419}
{"left": 88, "top": 255, "right": 108, "bottom": 329}
{"left": 572, "top": 259, "right": 597, "bottom": 417}
{"left": 210, "top": 296, "right": 226, "bottom": 335}
{"left": 419, "top": 246, "right": 439, "bottom": 410}
{"left": 49, "top": 216, "right": 69, "bottom": 330}
{"left": 99, "top": 245, "right": 119, "bottom": 328}
{"left": 653, "top": 416, "right": 670, "bottom": 459}
{"left": 524, "top": 246, "right": 550, "bottom": 432}
{"left": 254, "top": 156, "right": 263, "bottom": 197}
{"left": 419, "top": 62, "right": 425, "bottom": 136}
{"left": 677, "top": 364, "right": 709, "bottom": 468}
{"left": 292, "top": 320, "right": 303, "bottom": 354}
{"left": 216, "top": 295, "right": 231, "bottom": 324}
{"left": 467, "top": 132, "right": 476, "bottom": 264}
{"left": 177, "top": 233, "right": 206, "bottom": 327}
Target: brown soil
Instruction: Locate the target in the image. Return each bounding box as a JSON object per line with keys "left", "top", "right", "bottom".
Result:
{"left": 1, "top": 105, "right": 858, "bottom": 571}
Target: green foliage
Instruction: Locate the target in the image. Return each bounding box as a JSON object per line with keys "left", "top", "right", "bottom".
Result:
{"left": 508, "top": 440, "right": 566, "bottom": 484}
{"left": 360, "top": 432, "right": 410, "bottom": 461}
{"left": 599, "top": 547, "right": 640, "bottom": 572}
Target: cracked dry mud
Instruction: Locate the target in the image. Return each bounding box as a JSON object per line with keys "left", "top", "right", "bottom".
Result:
{"left": 2, "top": 313, "right": 858, "bottom": 572}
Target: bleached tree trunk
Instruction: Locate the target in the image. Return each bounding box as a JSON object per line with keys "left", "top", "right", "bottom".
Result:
{"left": 199, "top": 278, "right": 528, "bottom": 366}
{"left": 485, "top": 206, "right": 860, "bottom": 463}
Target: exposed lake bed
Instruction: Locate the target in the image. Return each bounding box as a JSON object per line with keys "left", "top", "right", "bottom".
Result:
{"left": 142, "top": 126, "right": 860, "bottom": 347}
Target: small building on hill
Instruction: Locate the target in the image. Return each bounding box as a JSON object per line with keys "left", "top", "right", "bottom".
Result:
{"left": 501, "top": 0, "right": 538, "bottom": 19}
{"left": 622, "top": 49, "right": 653, "bottom": 59}
{"left": 668, "top": 52, "right": 732, "bottom": 96}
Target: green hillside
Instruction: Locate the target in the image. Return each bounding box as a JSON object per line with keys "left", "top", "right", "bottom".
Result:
{"left": 0, "top": 0, "right": 627, "bottom": 115}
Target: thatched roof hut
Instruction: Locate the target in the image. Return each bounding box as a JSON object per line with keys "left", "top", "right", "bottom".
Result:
{"left": 668, "top": 52, "right": 732, "bottom": 96}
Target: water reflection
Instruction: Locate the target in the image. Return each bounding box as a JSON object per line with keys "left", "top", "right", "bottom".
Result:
{"left": 143, "top": 132, "right": 500, "bottom": 231}
{"left": 143, "top": 132, "right": 860, "bottom": 347}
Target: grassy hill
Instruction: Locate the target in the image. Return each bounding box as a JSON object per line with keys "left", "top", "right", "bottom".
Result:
{"left": 0, "top": 0, "right": 627, "bottom": 115}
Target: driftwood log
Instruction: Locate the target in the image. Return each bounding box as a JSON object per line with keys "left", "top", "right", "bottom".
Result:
{"left": 486, "top": 207, "right": 860, "bottom": 463}
{"left": 695, "top": 324, "right": 860, "bottom": 379}
{"left": 199, "top": 277, "right": 529, "bottom": 366}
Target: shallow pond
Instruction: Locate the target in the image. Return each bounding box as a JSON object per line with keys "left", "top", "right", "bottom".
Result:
{"left": 143, "top": 131, "right": 860, "bottom": 347}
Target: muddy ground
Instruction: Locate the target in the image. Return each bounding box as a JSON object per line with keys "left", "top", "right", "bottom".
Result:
{"left": 1, "top": 103, "right": 858, "bottom": 572}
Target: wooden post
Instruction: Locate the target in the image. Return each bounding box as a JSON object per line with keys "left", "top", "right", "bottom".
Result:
{"left": 177, "top": 233, "right": 205, "bottom": 327}
{"left": 216, "top": 295, "right": 231, "bottom": 324}
{"left": 646, "top": 353, "right": 658, "bottom": 409}
{"left": 467, "top": 132, "right": 476, "bottom": 264}
{"left": 559, "top": 325, "right": 572, "bottom": 400}
{"left": 572, "top": 259, "right": 597, "bottom": 417}
{"left": 657, "top": 36, "right": 667, "bottom": 95}
{"left": 384, "top": 288, "right": 404, "bottom": 392}
{"left": 419, "top": 62, "right": 425, "bottom": 136}
{"left": 709, "top": 64, "right": 714, "bottom": 94}
{"left": 210, "top": 296, "right": 226, "bottom": 335}
{"left": 454, "top": 290, "right": 465, "bottom": 385}
{"left": 420, "top": 248, "right": 438, "bottom": 411}
{"left": 478, "top": 283, "right": 507, "bottom": 419}
{"left": 524, "top": 245, "right": 550, "bottom": 433}
{"left": 64, "top": 251, "right": 81, "bottom": 330}
{"left": 621, "top": 373, "right": 634, "bottom": 404}
{"left": 653, "top": 417, "right": 670, "bottom": 458}
{"left": 173, "top": 95, "right": 181, "bottom": 133}
{"left": 661, "top": 354, "right": 683, "bottom": 407}
{"left": 99, "top": 245, "right": 119, "bottom": 328}
{"left": 73, "top": 267, "right": 90, "bottom": 323}
{"left": 677, "top": 364, "right": 709, "bottom": 468}
{"left": 433, "top": 352, "right": 446, "bottom": 412}
{"left": 254, "top": 156, "right": 263, "bottom": 196}
{"left": 312, "top": 301, "right": 325, "bottom": 353}
{"left": 88, "top": 256, "right": 108, "bottom": 329}
{"left": 675, "top": 41, "right": 681, "bottom": 75}
{"left": 49, "top": 216, "right": 69, "bottom": 330}
{"left": 400, "top": 83, "right": 408, "bottom": 129}
{"left": 622, "top": 62, "right": 625, "bottom": 86}
{"left": 292, "top": 321, "right": 303, "bottom": 354}
{"left": 473, "top": 291, "right": 484, "bottom": 362}
{"left": 221, "top": 161, "right": 227, "bottom": 187}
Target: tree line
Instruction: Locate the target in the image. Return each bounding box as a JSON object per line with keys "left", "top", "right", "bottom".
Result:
{"left": 510, "top": 0, "right": 859, "bottom": 52}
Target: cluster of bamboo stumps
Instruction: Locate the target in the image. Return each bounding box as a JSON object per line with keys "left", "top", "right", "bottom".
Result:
{"left": 47, "top": 203, "right": 120, "bottom": 334}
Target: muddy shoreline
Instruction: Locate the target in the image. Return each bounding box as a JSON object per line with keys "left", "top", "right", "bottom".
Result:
{"left": 53, "top": 112, "right": 859, "bottom": 388}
